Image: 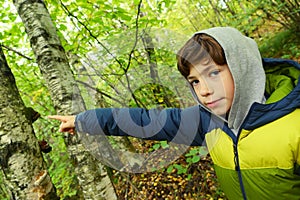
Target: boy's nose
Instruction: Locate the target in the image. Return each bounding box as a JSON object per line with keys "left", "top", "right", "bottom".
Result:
{"left": 199, "top": 81, "right": 213, "bottom": 96}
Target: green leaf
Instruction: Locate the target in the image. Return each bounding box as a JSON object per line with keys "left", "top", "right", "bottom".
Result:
{"left": 160, "top": 141, "right": 169, "bottom": 149}
{"left": 152, "top": 143, "right": 161, "bottom": 150}
{"left": 192, "top": 155, "right": 200, "bottom": 163}
{"left": 167, "top": 165, "right": 174, "bottom": 173}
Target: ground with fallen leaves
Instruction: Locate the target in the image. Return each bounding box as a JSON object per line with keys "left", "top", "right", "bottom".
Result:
{"left": 112, "top": 139, "right": 227, "bottom": 200}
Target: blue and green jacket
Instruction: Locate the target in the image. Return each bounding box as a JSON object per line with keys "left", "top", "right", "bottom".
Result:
{"left": 76, "top": 58, "right": 300, "bottom": 199}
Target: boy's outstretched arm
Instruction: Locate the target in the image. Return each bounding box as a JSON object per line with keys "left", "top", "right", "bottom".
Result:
{"left": 48, "top": 106, "right": 205, "bottom": 146}
{"left": 48, "top": 115, "right": 76, "bottom": 134}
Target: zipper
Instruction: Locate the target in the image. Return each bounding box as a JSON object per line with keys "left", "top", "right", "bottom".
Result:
{"left": 233, "top": 102, "right": 260, "bottom": 200}
{"left": 233, "top": 141, "right": 247, "bottom": 200}
{"left": 196, "top": 99, "right": 248, "bottom": 198}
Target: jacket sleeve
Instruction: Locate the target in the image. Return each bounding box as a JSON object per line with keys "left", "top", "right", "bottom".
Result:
{"left": 75, "top": 106, "right": 204, "bottom": 146}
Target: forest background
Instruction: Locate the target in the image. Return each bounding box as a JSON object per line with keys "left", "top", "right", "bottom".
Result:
{"left": 0, "top": 0, "right": 299, "bottom": 199}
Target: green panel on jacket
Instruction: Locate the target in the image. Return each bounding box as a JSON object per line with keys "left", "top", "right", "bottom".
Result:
{"left": 214, "top": 165, "right": 300, "bottom": 200}
{"left": 205, "top": 109, "right": 300, "bottom": 199}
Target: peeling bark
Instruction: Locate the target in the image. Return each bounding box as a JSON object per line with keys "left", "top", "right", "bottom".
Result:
{"left": 14, "top": 0, "right": 83, "bottom": 114}
{"left": 13, "top": 0, "right": 118, "bottom": 199}
{"left": 0, "top": 46, "right": 58, "bottom": 200}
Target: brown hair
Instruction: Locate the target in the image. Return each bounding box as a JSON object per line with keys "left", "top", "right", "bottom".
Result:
{"left": 177, "top": 33, "right": 226, "bottom": 78}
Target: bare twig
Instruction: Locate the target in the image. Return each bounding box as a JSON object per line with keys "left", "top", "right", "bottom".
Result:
{"left": 1, "top": 44, "right": 33, "bottom": 61}
{"left": 123, "top": 0, "right": 144, "bottom": 107}
{"left": 76, "top": 80, "right": 127, "bottom": 106}
{"left": 59, "top": 0, "right": 123, "bottom": 68}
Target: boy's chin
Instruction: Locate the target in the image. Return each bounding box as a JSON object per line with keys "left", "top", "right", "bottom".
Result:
{"left": 210, "top": 109, "right": 228, "bottom": 118}
{"left": 201, "top": 104, "right": 228, "bottom": 118}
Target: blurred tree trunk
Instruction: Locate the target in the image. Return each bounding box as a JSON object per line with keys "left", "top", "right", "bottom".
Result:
{"left": 0, "top": 46, "right": 58, "bottom": 200}
{"left": 13, "top": 0, "right": 118, "bottom": 199}
{"left": 142, "top": 32, "right": 160, "bottom": 83}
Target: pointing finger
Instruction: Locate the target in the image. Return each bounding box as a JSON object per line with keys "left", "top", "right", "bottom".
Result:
{"left": 48, "top": 115, "right": 66, "bottom": 122}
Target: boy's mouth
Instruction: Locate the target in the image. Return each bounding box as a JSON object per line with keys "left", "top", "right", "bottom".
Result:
{"left": 205, "top": 98, "right": 223, "bottom": 108}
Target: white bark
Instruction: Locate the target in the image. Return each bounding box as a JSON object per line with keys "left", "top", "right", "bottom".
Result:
{"left": 13, "top": 0, "right": 118, "bottom": 199}
{"left": 0, "top": 46, "right": 58, "bottom": 200}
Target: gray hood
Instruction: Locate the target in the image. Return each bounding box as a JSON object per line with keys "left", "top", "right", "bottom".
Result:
{"left": 194, "top": 27, "right": 266, "bottom": 130}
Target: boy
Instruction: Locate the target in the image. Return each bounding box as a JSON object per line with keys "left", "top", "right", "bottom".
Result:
{"left": 49, "top": 27, "right": 300, "bottom": 199}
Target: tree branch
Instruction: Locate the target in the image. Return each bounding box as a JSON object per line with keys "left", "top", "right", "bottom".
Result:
{"left": 59, "top": 0, "right": 124, "bottom": 69}
{"left": 76, "top": 80, "right": 127, "bottom": 106}
{"left": 1, "top": 44, "right": 33, "bottom": 61}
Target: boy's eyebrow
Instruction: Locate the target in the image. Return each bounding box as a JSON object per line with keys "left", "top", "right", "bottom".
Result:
{"left": 187, "top": 65, "right": 215, "bottom": 80}
{"left": 187, "top": 75, "right": 196, "bottom": 80}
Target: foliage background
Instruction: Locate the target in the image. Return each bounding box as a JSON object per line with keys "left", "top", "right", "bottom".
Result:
{"left": 0, "top": 0, "right": 299, "bottom": 199}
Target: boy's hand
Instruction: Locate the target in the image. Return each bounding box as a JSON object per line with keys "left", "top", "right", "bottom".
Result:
{"left": 48, "top": 115, "right": 76, "bottom": 134}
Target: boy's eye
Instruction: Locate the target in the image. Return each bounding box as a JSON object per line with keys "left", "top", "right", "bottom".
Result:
{"left": 209, "top": 70, "right": 220, "bottom": 77}
{"left": 190, "top": 80, "right": 199, "bottom": 86}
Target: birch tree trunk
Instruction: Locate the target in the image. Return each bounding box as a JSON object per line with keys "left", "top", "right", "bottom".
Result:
{"left": 13, "top": 0, "right": 118, "bottom": 199}
{"left": 0, "top": 46, "right": 58, "bottom": 200}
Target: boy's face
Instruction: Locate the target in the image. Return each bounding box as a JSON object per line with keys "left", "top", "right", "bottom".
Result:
{"left": 187, "top": 61, "right": 234, "bottom": 116}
